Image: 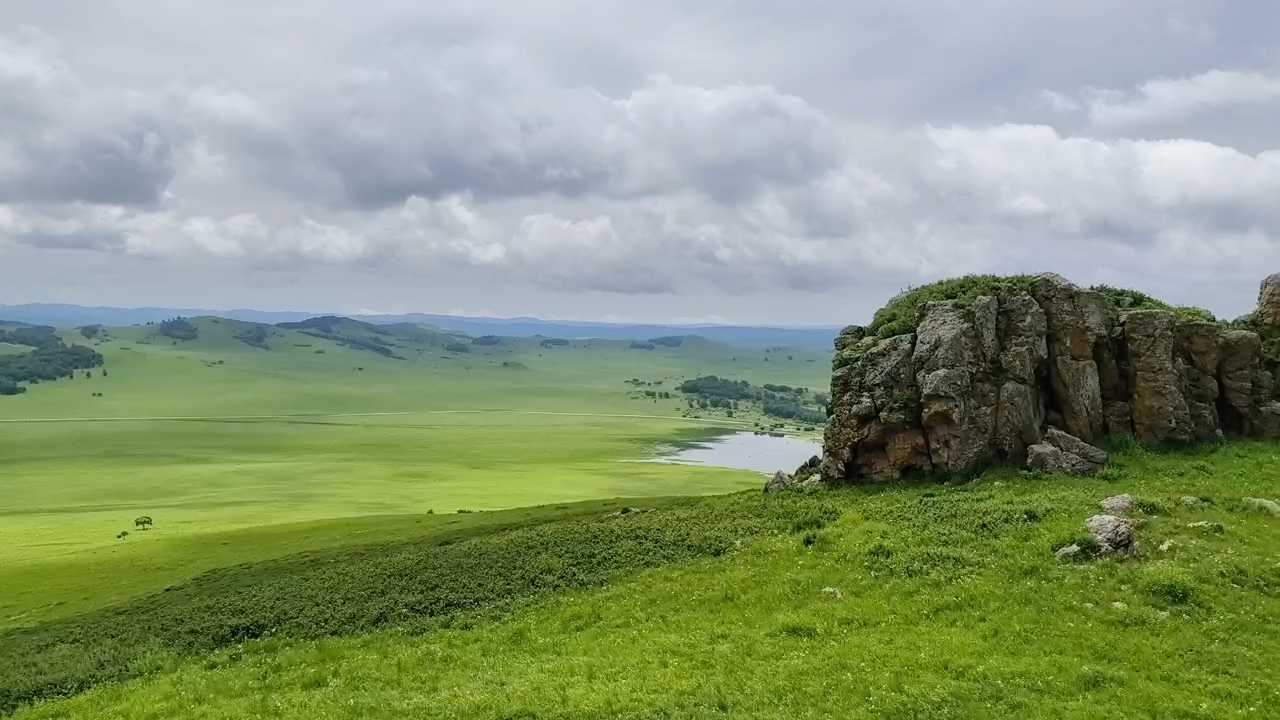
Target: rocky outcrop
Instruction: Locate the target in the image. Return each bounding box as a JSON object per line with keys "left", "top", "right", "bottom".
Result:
{"left": 822, "top": 332, "right": 932, "bottom": 481}
{"left": 823, "top": 272, "right": 1280, "bottom": 483}
{"left": 1258, "top": 273, "right": 1280, "bottom": 329}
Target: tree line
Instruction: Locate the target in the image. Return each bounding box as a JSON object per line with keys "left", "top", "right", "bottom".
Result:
{"left": 677, "top": 375, "right": 827, "bottom": 424}
{"left": 0, "top": 326, "right": 105, "bottom": 395}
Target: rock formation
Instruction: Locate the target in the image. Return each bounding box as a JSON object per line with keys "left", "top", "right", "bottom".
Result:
{"left": 822, "top": 272, "right": 1280, "bottom": 483}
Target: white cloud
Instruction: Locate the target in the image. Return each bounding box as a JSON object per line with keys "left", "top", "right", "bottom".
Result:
{"left": 1047, "top": 69, "right": 1280, "bottom": 128}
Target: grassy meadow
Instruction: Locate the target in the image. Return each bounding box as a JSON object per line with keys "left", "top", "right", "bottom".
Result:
{"left": 0, "top": 317, "right": 828, "bottom": 629}
{"left": 4, "top": 314, "right": 1280, "bottom": 718}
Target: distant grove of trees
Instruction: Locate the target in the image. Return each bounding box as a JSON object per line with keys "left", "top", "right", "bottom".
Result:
{"left": 158, "top": 318, "right": 198, "bottom": 341}
{"left": 678, "top": 375, "right": 826, "bottom": 424}
{"left": 648, "top": 336, "right": 684, "bottom": 347}
{"left": 471, "top": 335, "right": 502, "bottom": 346}
{"left": 539, "top": 338, "right": 570, "bottom": 348}
{"left": 233, "top": 324, "right": 270, "bottom": 349}
{"left": 0, "top": 326, "right": 105, "bottom": 395}
{"left": 444, "top": 342, "right": 471, "bottom": 353}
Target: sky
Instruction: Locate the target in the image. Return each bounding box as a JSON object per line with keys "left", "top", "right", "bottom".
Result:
{"left": 1, "top": 1, "right": 1279, "bottom": 325}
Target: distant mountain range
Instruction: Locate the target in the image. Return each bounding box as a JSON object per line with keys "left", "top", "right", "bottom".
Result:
{"left": 0, "top": 303, "right": 841, "bottom": 349}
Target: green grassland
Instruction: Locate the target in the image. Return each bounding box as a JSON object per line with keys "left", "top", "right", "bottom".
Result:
{"left": 7, "top": 443, "right": 1280, "bottom": 718}
{"left": 0, "top": 317, "right": 828, "bottom": 629}
{"left": 7, "top": 313, "right": 1279, "bottom": 718}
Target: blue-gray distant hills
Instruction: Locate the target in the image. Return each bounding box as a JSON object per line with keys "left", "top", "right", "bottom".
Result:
{"left": 0, "top": 303, "right": 839, "bottom": 349}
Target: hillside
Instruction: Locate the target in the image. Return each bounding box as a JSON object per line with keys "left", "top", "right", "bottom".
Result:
{"left": 5, "top": 442, "right": 1280, "bottom": 718}
{"left": 0, "top": 304, "right": 841, "bottom": 349}
{"left": 0, "top": 317, "right": 830, "bottom": 624}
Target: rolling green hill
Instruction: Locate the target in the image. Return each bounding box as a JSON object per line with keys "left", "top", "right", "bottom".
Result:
{"left": 0, "top": 315, "right": 830, "bottom": 632}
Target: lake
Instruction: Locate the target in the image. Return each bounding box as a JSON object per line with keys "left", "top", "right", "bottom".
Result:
{"left": 646, "top": 431, "right": 821, "bottom": 474}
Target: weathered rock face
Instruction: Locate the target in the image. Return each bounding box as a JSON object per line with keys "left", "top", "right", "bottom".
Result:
{"left": 912, "top": 299, "right": 999, "bottom": 475}
{"left": 1180, "top": 322, "right": 1221, "bottom": 443}
{"left": 822, "top": 332, "right": 932, "bottom": 482}
{"left": 823, "top": 272, "right": 1280, "bottom": 483}
{"left": 1257, "top": 273, "right": 1280, "bottom": 329}
{"left": 1124, "top": 310, "right": 1194, "bottom": 446}
{"left": 1034, "top": 273, "right": 1107, "bottom": 444}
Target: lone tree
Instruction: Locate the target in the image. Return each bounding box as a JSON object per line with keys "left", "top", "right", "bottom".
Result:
{"left": 134, "top": 516, "right": 153, "bottom": 530}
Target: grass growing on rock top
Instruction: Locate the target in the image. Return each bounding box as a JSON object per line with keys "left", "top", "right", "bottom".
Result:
{"left": 866, "top": 274, "right": 1037, "bottom": 338}
{"left": 860, "top": 273, "right": 1220, "bottom": 340}
{"left": 10, "top": 440, "right": 1280, "bottom": 719}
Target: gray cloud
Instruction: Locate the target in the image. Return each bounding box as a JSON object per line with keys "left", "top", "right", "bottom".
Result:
{"left": 0, "top": 29, "right": 177, "bottom": 206}
{"left": 2, "top": 2, "right": 1279, "bottom": 322}
{"left": 193, "top": 46, "right": 844, "bottom": 209}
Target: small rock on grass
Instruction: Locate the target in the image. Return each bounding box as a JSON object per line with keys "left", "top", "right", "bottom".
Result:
{"left": 821, "top": 587, "right": 844, "bottom": 600}
{"left": 765, "top": 471, "right": 794, "bottom": 493}
{"left": 1188, "top": 520, "right": 1225, "bottom": 535}
{"left": 1181, "top": 496, "right": 1208, "bottom": 508}
{"left": 1086, "top": 514, "right": 1137, "bottom": 557}
{"left": 1242, "top": 497, "right": 1280, "bottom": 517}
{"left": 1100, "top": 494, "right": 1135, "bottom": 515}
{"left": 1055, "top": 544, "right": 1082, "bottom": 562}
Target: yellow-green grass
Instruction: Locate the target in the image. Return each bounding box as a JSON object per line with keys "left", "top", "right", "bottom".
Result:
{"left": 11, "top": 443, "right": 1280, "bottom": 719}
{"left": 0, "top": 318, "right": 827, "bottom": 628}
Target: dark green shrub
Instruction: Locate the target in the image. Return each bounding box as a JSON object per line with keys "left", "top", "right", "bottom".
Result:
{"left": 1141, "top": 564, "right": 1198, "bottom": 605}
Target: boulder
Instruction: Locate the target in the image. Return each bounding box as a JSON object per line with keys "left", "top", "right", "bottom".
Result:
{"left": 1099, "top": 494, "right": 1135, "bottom": 515}
{"left": 1242, "top": 497, "right": 1280, "bottom": 517}
{"left": 1026, "top": 443, "right": 1097, "bottom": 476}
{"left": 1086, "top": 514, "right": 1137, "bottom": 557}
{"left": 1123, "top": 310, "right": 1194, "bottom": 446}
{"left": 1180, "top": 496, "right": 1209, "bottom": 508}
{"left": 1044, "top": 427, "right": 1109, "bottom": 467}
{"left": 1054, "top": 544, "right": 1082, "bottom": 562}
{"left": 765, "top": 471, "right": 794, "bottom": 493}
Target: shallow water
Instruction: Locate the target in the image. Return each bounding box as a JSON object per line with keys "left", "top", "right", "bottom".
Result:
{"left": 646, "top": 432, "right": 821, "bottom": 474}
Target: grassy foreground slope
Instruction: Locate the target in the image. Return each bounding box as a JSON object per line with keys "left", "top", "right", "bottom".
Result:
{"left": 10, "top": 442, "right": 1280, "bottom": 719}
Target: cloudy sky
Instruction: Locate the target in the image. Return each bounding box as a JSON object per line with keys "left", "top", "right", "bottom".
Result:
{"left": 2, "top": 1, "right": 1278, "bottom": 324}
